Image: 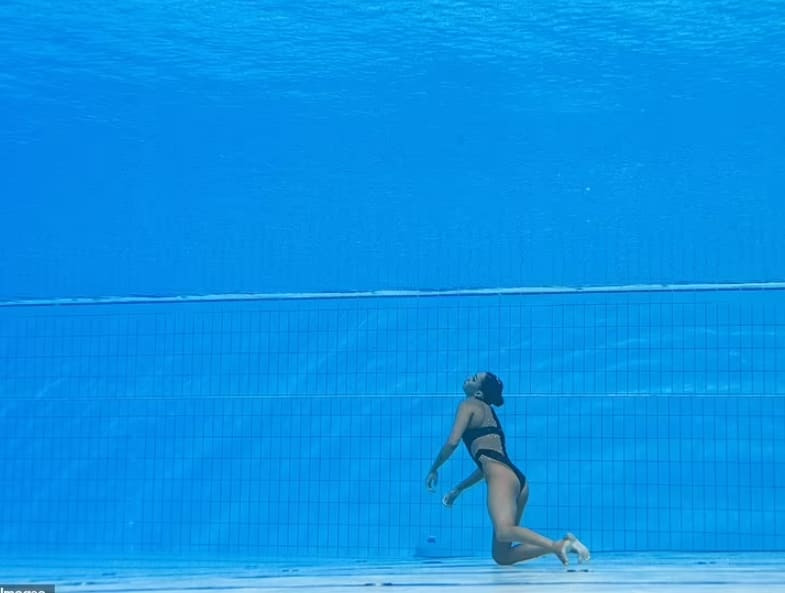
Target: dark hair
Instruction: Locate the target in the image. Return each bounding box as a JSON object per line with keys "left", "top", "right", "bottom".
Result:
{"left": 479, "top": 372, "right": 504, "bottom": 406}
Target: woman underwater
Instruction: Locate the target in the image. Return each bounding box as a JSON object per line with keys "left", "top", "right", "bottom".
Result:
{"left": 426, "top": 372, "right": 590, "bottom": 566}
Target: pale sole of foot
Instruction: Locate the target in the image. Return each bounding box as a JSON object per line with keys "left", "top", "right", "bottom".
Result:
{"left": 566, "top": 532, "right": 591, "bottom": 563}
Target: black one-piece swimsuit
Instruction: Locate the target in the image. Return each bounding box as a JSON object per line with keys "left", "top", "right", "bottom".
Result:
{"left": 461, "top": 398, "right": 527, "bottom": 492}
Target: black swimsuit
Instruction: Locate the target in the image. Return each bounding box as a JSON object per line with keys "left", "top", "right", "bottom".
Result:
{"left": 461, "top": 398, "right": 527, "bottom": 492}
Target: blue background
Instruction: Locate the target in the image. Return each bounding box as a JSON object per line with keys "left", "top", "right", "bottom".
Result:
{"left": 1, "top": 0, "right": 784, "bottom": 560}
{"left": 1, "top": 1, "right": 784, "bottom": 299}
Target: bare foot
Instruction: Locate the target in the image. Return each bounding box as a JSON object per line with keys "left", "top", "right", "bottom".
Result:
{"left": 553, "top": 538, "right": 570, "bottom": 566}
{"left": 565, "top": 532, "right": 591, "bottom": 563}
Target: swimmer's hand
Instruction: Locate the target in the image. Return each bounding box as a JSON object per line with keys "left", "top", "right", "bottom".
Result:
{"left": 442, "top": 489, "right": 460, "bottom": 507}
{"left": 425, "top": 471, "right": 438, "bottom": 491}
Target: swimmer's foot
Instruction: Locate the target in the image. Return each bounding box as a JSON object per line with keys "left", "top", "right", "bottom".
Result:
{"left": 553, "top": 538, "right": 570, "bottom": 566}
{"left": 565, "top": 532, "right": 591, "bottom": 563}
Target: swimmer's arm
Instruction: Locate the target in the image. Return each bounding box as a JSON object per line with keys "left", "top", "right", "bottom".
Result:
{"left": 425, "top": 402, "right": 474, "bottom": 489}
{"left": 427, "top": 442, "right": 458, "bottom": 476}
{"left": 453, "top": 468, "right": 484, "bottom": 493}
{"left": 443, "top": 468, "right": 484, "bottom": 505}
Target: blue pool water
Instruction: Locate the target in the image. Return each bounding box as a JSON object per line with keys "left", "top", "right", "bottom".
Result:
{"left": 1, "top": 1, "right": 784, "bottom": 297}
{"left": 1, "top": 1, "right": 784, "bottom": 587}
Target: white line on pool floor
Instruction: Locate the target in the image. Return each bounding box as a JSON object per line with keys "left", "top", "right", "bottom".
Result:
{"left": 4, "top": 553, "right": 784, "bottom": 593}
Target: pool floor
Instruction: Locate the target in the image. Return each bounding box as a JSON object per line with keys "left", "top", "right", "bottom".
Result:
{"left": 5, "top": 553, "right": 785, "bottom": 592}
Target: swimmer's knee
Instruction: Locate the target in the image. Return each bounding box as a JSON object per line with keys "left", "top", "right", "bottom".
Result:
{"left": 494, "top": 525, "right": 517, "bottom": 543}
{"left": 492, "top": 547, "right": 514, "bottom": 565}
{"left": 493, "top": 554, "right": 514, "bottom": 566}
{"left": 491, "top": 534, "right": 513, "bottom": 565}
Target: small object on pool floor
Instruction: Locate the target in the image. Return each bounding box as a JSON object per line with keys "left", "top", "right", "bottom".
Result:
{"left": 414, "top": 535, "right": 458, "bottom": 558}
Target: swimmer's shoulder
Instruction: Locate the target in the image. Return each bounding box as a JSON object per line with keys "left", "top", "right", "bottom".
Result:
{"left": 459, "top": 397, "right": 486, "bottom": 419}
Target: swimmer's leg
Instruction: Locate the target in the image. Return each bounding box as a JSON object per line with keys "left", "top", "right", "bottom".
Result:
{"left": 488, "top": 475, "right": 570, "bottom": 565}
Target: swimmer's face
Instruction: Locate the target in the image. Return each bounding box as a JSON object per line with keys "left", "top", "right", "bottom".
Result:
{"left": 463, "top": 372, "right": 487, "bottom": 397}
